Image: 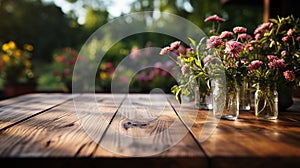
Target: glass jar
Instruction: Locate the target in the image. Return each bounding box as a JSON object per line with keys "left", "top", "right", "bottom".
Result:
{"left": 239, "top": 81, "right": 251, "bottom": 110}
{"left": 212, "top": 78, "right": 239, "bottom": 120}
{"left": 194, "top": 84, "right": 212, "bottom": 110}
{"left": 255, "top": 83, "right": 278, "bottom": 120}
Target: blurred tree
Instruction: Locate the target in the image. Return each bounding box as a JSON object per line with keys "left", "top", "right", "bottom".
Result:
{"left": 0, "top": 0, "right": 82, "bottom": 62}
{"left": 84, "top": 7, "right": 109, "bottom": 35}
{"left": 129, "top": 0, "right": 264, "bottom": 37}
{"left": 130, "top": 0, "right": 222, "bottom": 30}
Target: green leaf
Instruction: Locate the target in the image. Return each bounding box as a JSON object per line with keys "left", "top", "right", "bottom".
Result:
{"left": 175, "top": 89, "right": 182, "bottom": 104}
{"left": 269, "top": 18, "right": 278, "bottom": 24}
{"left": 269, "top": 40, "right": 275, "bottom": 48}
{"left": 188, "top": 37, "right": 196, "bottom": 48}
{"left": 171, "top": 85, "right": 182, "bottom": 104}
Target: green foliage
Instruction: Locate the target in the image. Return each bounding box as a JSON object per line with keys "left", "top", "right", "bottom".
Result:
{"left": 249, "top": 15, "right": 300, "bottom": 88}
{"left": 84, "top": 7, "right": 109, "bottom": 33}
{"left": 0, "top": 0, "right": 267, "bottom": 92}
{"left": 167, "top": 38, "right": 211, "bottom": 104}
{"left": 0, "top": 0, "right": 84, "bottom": 62}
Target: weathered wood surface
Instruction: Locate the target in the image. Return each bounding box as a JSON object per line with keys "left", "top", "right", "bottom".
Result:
{"left": 0, "top": 94, "right": 116, "bottom": 157}
{"left": 98, "top": 94, "right": 204, "bottom": 155}
{"left": 186, "top": 99, "right": 300, "bottom": 168}
{"left": 0, "top": 93, "right": 299, "bottom": 168}
{"left": 0, "top": 93, "right": 78, "bottom": 130}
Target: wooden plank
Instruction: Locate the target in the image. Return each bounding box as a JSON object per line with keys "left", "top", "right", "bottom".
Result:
{"left": 186, "top": 108, "right": 300, "bottom": 168}
{"left": 0, "top": 94, "right": 123, "bottom": 157}
{"left": 0, "top": 93, "right": 207, "bottom": 167}
{"left": 0, "top": 93, "right": 78, "bottom": 130}
{"left": 97, "top": 93, "right": 208, "bottom": 167}
{"left": 0, "top": 93, "right": 47, "bottom": 107}
{"left": 168, "top": 94, "right": 300, "bottom": 168}
{"left": 2, "top": 93, "right": 299, "bottom": 167}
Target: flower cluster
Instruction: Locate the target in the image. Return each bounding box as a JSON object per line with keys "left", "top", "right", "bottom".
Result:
{"left": 160, "top": 40, "right": 210, "bottom": 103}
{"left": 248, "top": 15, "right": 300, "bottom": 88}
{"left": 161, "top": 14, "right": 300, "bottom": 103}
{"left": 0, "top": 41, "right": 36, "bottom": 84}
{"left": 135, "top": 61, "right": 174, "bottom": 83}
{"left": 131, "top": 44, "right": 176, "bottom": 92}
{"left": 99, "top": 62, "right": 115, "bottom": 81}
{"left": 52, "top": 47, "right": 78, "bottom": 92}
{"left": 204, "top": 15, "right": 251, "bottom": 86}
{"left": 97, "top": 61, "right": 116, "bottom": 91}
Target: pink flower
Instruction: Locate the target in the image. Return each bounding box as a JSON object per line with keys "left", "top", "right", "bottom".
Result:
{"left": 147, "top": 71, "right": 155, "bottom": 81}
{"left": 204, "top": 14, "right": 225, "bottom": 23}
{"left": 121, "top": 77, "right": 128, "bottom": 83}
{"left": 181, "top": 64, "right": 189, "bottom": 75}
{"left": 268, "top": 59, "right": 286, "bottom": 68}
{"left": 224, "top": 40, "right": 244, "bottom": 58}
{"left": 287, "top": 29, "right": 295, "bottom": 36}
{"left": 281, "top": 50, "right": 288, "bottom": 56}
{"left": 297, "top": 36, "right": 300, "bottom": 43}
{"left": 282, "top": 36, "right": 290, "bottom": 42}
{"left": 283, "top": 70, "right": 295, "bottom": 81}
{"left": 186, "top": 48, "right": 193, "bottom": 54}
{"left": 239, "top": 33, "right": 252, "bottom": 41}
{"left": 130, "top": 46, "right": 141, "bottom": 59}
{"left": 171, "top": 49, "right": 179, "bottom": 57}
{"left": 165, "top": 60, "right": 174, "bottom": 70}
{"left": 220, "top": 31, "right": 233, "bottom": 39}
{"left": 255, "top": 33, "right": 262, "bottom": 41}
{"left": 63, "top": 68, "right": 71, "bottom": 75}
{"left": 241, "top": 58, "right": 248, "bottom": 65}
{"left": 254, "top": 22, "right": 273, "bottom": 34}
{"left": 172, "top": 45, "right": 186, "bottom": 56}
{"left": 248, "top": 60, "right": 263, "bottom": 72}
{"left": 233, "top": 26, "right": 247, "bottom": 34}
{"left": 267, "top": 55, "right": 278, "bottom": 61}
{"left": 160, "top": 46, "right": 171, "bottom": 55}
{"left": 206, "top": 36, "right": 224, "bottom": 48}
{"left": 170, "top": 41, "right": 181, "bottom": 50}
{"left": 178, "top": 45, "right": 186, "bottom": 53}
{"left": 245, "top": 43, "right": 253, "bottom": 51}
{"left": 154, "top": 62, "right": 163, "bottom": 68}
{"left": 136, "top": 72, "right": 147, "bottom": 82}
{"left": 203, "top": 55, "right": 213, "bottom": 65}
{"left": 161, "top": 70, "right": 169, "bottom": 77}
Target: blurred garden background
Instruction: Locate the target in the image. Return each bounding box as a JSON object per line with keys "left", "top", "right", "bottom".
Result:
{"left": 0, "top": 0, "right": 299, "bottom": 99}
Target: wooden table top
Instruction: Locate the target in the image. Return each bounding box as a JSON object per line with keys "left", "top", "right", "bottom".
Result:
{"left": 0, "top": 93, "right": 299, "bottom": 168}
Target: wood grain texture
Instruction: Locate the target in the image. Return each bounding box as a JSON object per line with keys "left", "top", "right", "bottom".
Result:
{"left": 185, "top": 109, "right": 300, "bottom": 168}
{"left": 0, "top": 94, "right": 121, "bottom": 157}
{"left": 0, "top": 93, "right": 78, "bottom": 130}
{"left": 0, "top": 93, "right": 46, "bottom": 106}
{"left": 168, "top": 95, "right": 300, "bottom": 168}
{"left": 98, "top": 94, "right": 207, "bottom": 159}
{"left": 1, "top": 93, "right": 300, "bottom": 168}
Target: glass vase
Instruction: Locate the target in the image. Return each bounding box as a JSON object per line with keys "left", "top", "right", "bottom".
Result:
{"left": 239, "top": 81, "right": 251, "bottom": 110}
{"left": 255, "top": 83, "right": 278, "bottom": 120}
{"left": 212, "top": 79, "right": 239, "bottom": 121}
{"left": 194, "top": 85, "right": 212, "bottom": 110}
